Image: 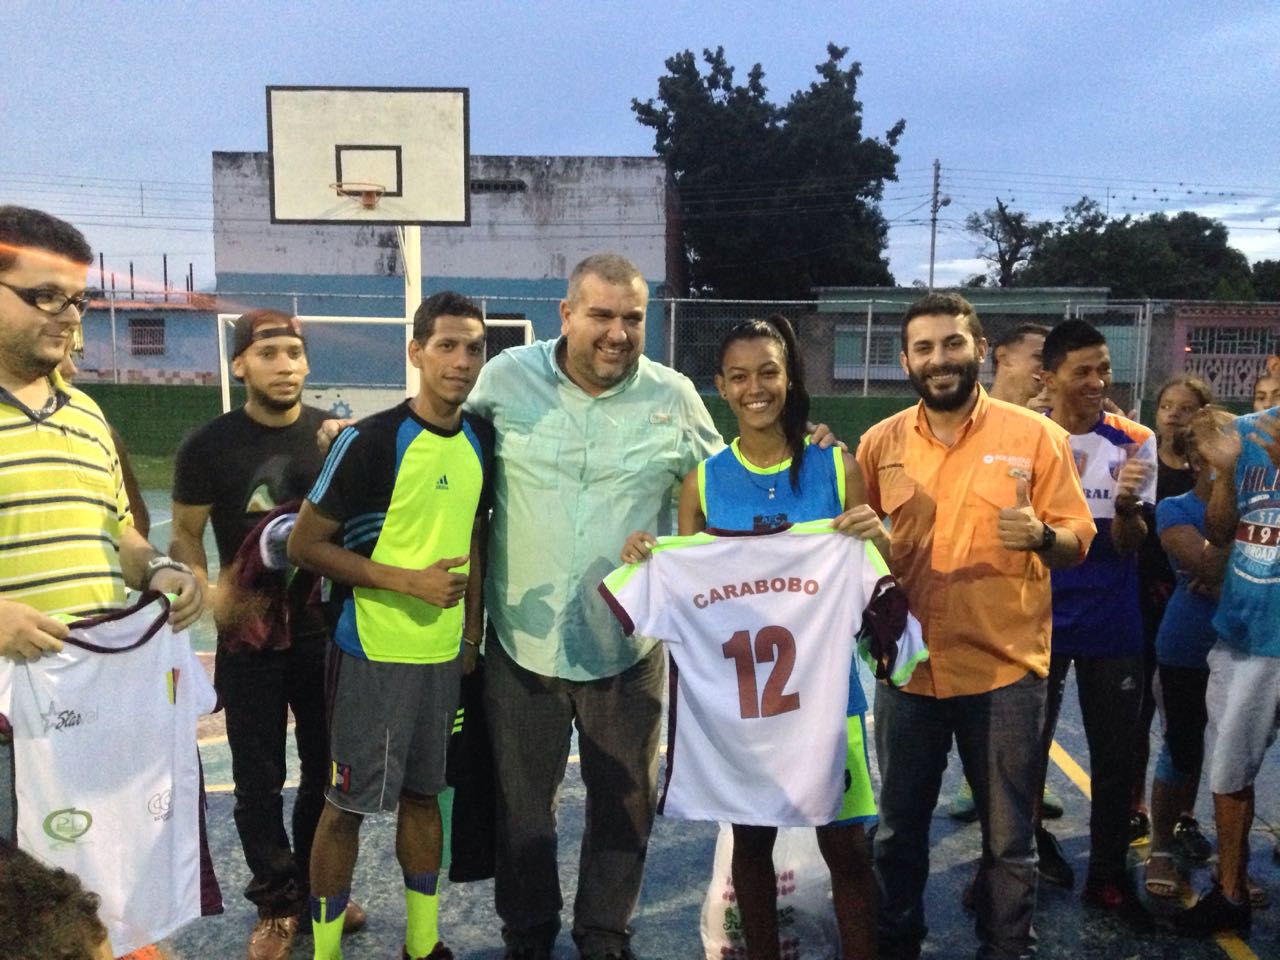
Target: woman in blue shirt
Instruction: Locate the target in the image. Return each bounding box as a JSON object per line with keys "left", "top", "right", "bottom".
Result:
{"left": 1144, "top": 408, "right": 1231, "bottom": 900}
{"left": 625, "top": 316, "right": 885, "bottom": 960}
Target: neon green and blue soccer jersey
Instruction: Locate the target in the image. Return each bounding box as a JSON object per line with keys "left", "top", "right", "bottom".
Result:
{"left": 307, "top": 401, "right": 493, "bottom": 664}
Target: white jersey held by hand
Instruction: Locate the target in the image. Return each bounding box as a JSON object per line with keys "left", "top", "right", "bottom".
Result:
{"left": 0, "top": 595, "right": 218, "bottom": 954}
{"left": 600, "top": 520, "right": 919, "bottom": 826}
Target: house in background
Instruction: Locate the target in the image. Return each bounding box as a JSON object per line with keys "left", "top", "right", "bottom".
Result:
{"left": 75, "top": 294, "right": 219, "bottom": 385}
{"left": 1173, "top": 301, "right": 1280, "bottom": 401}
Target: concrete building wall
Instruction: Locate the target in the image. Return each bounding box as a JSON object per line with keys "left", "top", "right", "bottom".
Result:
{"left": 213, "top": 151, "right": 668, "bottom": 283}
{"left": 213, "top": 150, "right": 671, "bottom": 358}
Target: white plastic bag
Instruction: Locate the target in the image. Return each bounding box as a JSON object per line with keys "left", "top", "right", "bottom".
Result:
{"left": 699, "top": 822, "right": 839, "bottom": 960}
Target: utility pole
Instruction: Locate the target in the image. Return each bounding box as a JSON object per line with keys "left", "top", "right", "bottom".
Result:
{"left": 928, "top": 158, "right": 951, "bottom": 290}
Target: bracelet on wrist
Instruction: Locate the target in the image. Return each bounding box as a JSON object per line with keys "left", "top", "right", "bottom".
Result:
{"left": 462, "top": 636, "right": 482, "bottom": 648}
{"left": 143, "top": 555, "right": 194, "bottom": 589}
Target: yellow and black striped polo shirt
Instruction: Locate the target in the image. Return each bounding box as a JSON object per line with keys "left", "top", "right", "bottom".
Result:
{"left": 0, "top": 374, "right": 132, "bottom": 617}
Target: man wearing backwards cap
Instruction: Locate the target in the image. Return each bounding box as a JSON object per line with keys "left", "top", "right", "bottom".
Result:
{"left": 170, "top": 310, "right": 365, "bottom": 960}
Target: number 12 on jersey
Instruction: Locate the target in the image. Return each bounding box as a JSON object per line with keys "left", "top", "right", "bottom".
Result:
{"left": 722, "top": 625, "right": 800, "bottom": 719}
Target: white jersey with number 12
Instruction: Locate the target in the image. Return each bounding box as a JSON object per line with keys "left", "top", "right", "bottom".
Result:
{"left": 600, "top": 521, "right": 905, "bottom": 826}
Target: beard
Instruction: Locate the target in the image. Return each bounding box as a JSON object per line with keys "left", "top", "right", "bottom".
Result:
{"left": 247, "top": 385, "right": 302, "bottom": 413}
{"left": 908, "top": 358, "right": 981, "bottom": 412}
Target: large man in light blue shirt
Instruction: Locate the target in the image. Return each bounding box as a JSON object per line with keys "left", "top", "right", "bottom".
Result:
{"left": 466, "top": 254, "right": 722, "bottom": 960}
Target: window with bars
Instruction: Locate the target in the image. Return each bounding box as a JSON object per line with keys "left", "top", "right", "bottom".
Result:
{"left": 1185, "top": 325, "right": 1280, "bottom": 356}
{"left": 833, "top": 324, "right": 902, "bottom": 379}
{"left": 129, "top": 318, "right": 165, "bottom": 356}
{"left": 470, "top": 179, "right": 528, "bottom": 194}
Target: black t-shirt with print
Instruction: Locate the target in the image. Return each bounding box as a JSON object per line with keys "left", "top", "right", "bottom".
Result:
{"left": 174, "top": 406, "right": 329, "bottom": 565}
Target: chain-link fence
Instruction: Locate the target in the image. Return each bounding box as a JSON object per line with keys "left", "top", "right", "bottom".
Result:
{"left": 78, "top": 288, "right": 1275, "bottom": 413}
{"left": 663, "top": 296, "right": 1155, "bottom": 409}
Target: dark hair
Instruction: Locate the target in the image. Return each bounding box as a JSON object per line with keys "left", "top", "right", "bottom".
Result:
{"left": 900, "top": 292, "right": 985, "bottom": 352}
{"left": 991, "top": 323, "right": 1050, "bottom": 371}
{"left": 1171, "top": 406, "right": 1234, "bottom": 464}
{"left": 1155, "top": 374, "right": 1214, "bottom": 409}
{"left": 566, "top": 253, "right": 645, "bottom": 304}
{"left": 718, "top": 313, "right": 811, "bottom": 491}
{"left": 0, "top": 205, "right": 92, "bottom": 272}
{"left": 0, "top": 840, "right": 108, "bottom": 959}
{"left": 1042, "top": 319, "right": 1107, "bottom": 373}
{"left": 413, "top": 290, "right": 484, "bottom": 341}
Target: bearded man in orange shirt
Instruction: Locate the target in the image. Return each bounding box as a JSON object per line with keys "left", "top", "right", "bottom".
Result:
{"left": 852, "top": 292, "right": 1095, "bottom": 960}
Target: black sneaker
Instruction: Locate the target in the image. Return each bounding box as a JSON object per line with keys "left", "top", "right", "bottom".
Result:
{"left": 1175, "top": 886, "right": 1251, "bottom": 936}
{"left": 506, "top": 922, "right": 557, "bottom": 960}
{"left": 1173, "top": 815, "right": 1213, "bottom": 863}
{"left": 1129, "top": 810, "right": 1151, "bottom": 846}
{"left": 404, "top": 944, "right": 454, "bottom": 960}
{"left": 1036, "top": 826, "right": 1075, "bottom": 889}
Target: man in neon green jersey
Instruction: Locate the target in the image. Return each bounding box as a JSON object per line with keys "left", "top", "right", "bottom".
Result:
{"left": 289, "top": 291, "right": 493, "bottom": 960}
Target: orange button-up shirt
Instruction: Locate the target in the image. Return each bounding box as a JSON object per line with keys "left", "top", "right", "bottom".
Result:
{"left": 856, "top": 388, "right": 1095, "bottom": 699}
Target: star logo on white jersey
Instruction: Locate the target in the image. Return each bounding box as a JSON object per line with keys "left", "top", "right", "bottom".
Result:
{"left": 40, "top": 700, "right": 97, "bottom": 734}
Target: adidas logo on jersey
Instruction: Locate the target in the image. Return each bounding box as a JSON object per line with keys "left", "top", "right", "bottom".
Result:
{"left": 436, "top": 474, "right": 449, "bottom": 491}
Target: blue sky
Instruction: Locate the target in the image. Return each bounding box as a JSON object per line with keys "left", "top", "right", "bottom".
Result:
{"left": 3, "top": 0, "right": 1277, "bottom": 293}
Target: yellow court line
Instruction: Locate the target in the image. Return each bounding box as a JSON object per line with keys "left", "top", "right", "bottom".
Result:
{"left": 1049, "top": 739, "right": 1258, "bottom": 960}
{"left": 1048, "top": 740, "right": 1091, "bottom": 801}
{"left": 1213, "top": 935, "right": 1261, "bottom": 960}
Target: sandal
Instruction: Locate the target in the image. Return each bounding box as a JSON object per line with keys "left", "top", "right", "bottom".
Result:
{"left": 1248, "top": 875, "right": 1270, "bottom": 910}
{"left": 1208, "top": 863, "right": 1271, "bottom": 909}
{"left": 1144, "top": 851, "right": 1188, "bottom": 900}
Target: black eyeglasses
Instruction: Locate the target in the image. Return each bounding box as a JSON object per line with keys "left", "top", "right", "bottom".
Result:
{"left": 0, "top": 280, "right": 92, "bottom": 317}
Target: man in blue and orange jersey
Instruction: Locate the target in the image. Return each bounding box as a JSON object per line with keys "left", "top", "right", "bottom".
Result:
{"left": 1037, "top": 319, "right": 1157, "bottom": 925}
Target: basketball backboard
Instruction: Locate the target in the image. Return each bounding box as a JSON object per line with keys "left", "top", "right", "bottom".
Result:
{"left": 266, "top": 85, "right": 470, "bottom": 225}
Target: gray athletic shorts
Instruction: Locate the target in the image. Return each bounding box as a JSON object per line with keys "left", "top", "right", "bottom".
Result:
{"left": 325, "top": 647, "right": 462, "bottom": 814}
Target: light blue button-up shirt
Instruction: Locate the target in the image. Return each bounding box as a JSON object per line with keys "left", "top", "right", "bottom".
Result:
{"left": 467, "top": 338, "right": 724, "bottom": 680}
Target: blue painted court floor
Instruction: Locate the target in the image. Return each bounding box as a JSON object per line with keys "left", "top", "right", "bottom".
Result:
{"left": 165, "top": 660, "right": 1280, "bottom": 960}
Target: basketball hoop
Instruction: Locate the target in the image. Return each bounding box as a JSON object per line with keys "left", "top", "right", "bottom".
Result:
{"left": 330, "top": 181, "right": 387, "bottom": 210}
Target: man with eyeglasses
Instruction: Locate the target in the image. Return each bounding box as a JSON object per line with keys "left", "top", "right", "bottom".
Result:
{"left": 0, "top": 205, "right": 203, "bottom": 824}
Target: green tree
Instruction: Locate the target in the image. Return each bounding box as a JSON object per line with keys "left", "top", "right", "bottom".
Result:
{"left": 964, "top": 197, "right": 1046, "bottom": 287}
{"left": 633, "top": 44, "right": 904, "bottom": 297}
{"left": 1018, "top": 199, "right": 1254, "bottom": 300}
{"left": 1250, "top": 259, "right": 1280, "bottom": 301}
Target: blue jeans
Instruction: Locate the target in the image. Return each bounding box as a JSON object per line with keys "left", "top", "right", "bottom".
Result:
{"left": 874, "top": 671, "right": 1046, "bottom": 960}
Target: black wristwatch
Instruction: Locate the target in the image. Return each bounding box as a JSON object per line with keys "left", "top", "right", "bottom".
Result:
{"left": 1032, "top": 522, "right": 1057, "bottom": 554}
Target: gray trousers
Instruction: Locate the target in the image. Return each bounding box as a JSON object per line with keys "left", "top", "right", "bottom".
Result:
{"left": 484, "top": 634, "right": 665, "bottom": 956}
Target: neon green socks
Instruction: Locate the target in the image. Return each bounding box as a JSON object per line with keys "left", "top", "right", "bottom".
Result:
{"left": 403, "top": 871, "right": 441, "bottom": 956}
{"left": 310, "top": 891, "right": 348, "bottom": 960}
